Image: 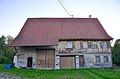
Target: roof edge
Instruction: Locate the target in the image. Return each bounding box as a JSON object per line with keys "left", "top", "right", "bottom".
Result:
{"left": 27, "top": 17, "right": 98, "bottom": 19}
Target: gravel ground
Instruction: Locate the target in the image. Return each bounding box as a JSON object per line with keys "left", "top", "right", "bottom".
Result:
{"left": 0, "top": 73, "right": 21, "bottom": 79}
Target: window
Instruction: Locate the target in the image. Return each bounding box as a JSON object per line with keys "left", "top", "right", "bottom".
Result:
{"left": 87, "top": 41, "right": 97, "bottom": 49}
{"left": 83, "top": 42, "right": 88, "bottom": 48}
{"left": 106, "top": 41, "right": 111, "bottom": 48}
{"left": 80, "top": 42, "right": 83, "bottom": 49}
{"left": 87, "top": 41, "right": 92, "bottom": 48}
{"left": 103, "top": 56, "right": 109, "bottom": 63}
{"left": 92, "top": 42, "right": 98, "bottom": 49}
{"left": 95, "top": 56, "right": 101, "bottom": 63}
{"left": 66, "top": 41, "right": 73, "bottom": 48}
{"left": 100, "top": 41, "right": 107, "bottom": 49}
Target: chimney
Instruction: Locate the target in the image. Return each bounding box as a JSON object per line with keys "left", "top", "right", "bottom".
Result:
{"left": 71, "top": 15, "right": 74, "bottom": 18}
{"left": 89, "top": 15, "right": 92, "bottom": 18}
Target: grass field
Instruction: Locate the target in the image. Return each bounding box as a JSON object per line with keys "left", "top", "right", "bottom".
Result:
{"left": 0, "top": 64, "right": 120, "bottom": 79}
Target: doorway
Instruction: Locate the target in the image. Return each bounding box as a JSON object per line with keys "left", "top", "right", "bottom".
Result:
{"left": 27, "top": 57, "right": 33, "bottom": 67}
{"left": 37, "top": 49, "right": 55, "bottom": 69}
{"left": 79, "top": 55, "right": 84, "bottom": 67}
{"left": 60, "top": 56, "right": 75, "bottom": 69}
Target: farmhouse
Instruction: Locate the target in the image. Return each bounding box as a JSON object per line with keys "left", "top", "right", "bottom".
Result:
{"left": 11, "top": 18, "right": 113, "bottom": 69}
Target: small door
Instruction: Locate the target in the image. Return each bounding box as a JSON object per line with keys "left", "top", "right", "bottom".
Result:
{"left": 60, "top": 56, "right": 75, "bottom": 69}
{"left": 27, "top": 57, "right": 33, "bottom": 67}
{"left": 79, "top": 55, "right": 84, "bottom": 67}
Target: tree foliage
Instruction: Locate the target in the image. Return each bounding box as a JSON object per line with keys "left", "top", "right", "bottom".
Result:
{"left": 111, "top": 39, "right": 120, "bottom": 66}
{"left": 0, "top": 35, "right": 15, "bottom": 64}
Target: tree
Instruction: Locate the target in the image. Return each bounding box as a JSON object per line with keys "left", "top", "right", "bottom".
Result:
{"left": 0, "top": 35, "right": 7, "bottom": 63}
{"left": 6, "top": 35, "right": 14, "bottom": 44}
{"left": 0, "top": 35, "right": 6, "bottom": 56}
{"left": 111, "top": 39, "right": 120, "bottom": 66}
{"left": 0, "top": 35, "right": 15, "bottom": 64}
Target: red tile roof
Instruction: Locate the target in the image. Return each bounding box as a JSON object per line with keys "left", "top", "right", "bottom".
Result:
{"left": 10, "top": 18, "right": 113, "bottom": 46}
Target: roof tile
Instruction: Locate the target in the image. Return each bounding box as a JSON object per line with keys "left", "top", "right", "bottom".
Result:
{"left": 10, "top": 18, "right": 113, "bottom": 46}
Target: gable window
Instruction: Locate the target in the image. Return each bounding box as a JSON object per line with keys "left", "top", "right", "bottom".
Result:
{"left": 103, "top": 56, "right": 109, "bottom": 63}
{"left": 66, "top": 41, "right": 73, "bottom": 48}
{"left": 95, "top": 56, "right": 101, "bottom": 63}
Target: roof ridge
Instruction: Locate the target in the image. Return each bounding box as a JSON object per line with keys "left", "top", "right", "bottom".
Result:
{"left": 28, "top": 17, "right": 98, "bottom": 19}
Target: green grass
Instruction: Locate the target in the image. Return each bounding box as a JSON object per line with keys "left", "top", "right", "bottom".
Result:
{"left": 0, "top": 64, "right": 120, "bottom": 79}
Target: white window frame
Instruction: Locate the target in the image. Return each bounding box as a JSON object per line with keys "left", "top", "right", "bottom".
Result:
{"left": 83, "top": 42, "right": 87, "bottom": 48}
{"left": 66, "top": 41, "right": 73, "bottom": 48}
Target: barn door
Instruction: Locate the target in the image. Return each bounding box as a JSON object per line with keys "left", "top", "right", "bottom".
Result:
{"left": 79, "top": 55, "right": 84, "bottom": 67}
{"left": 37, "top": 50, "right": 46, "bottom": 68}
{"left": 37, "top": 50, "right": 55, "bottom": 69}
{"left": 46, "top": 50, "right": 55, "bottom": 68}
{"left": 60, "top": 56, "right": 75, "bottom": 69}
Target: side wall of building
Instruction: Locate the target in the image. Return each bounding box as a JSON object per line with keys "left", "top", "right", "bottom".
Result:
{"left": 57, "top": 41, "right": 112, "bottom": 68}
{"left": 14, "top": 47, "right": 36, "bottom": 68}
{"left": 14, "top": 41, "right": 112, "bottom": 69}
{"left": 14, "top": 46, "right": 58, "bottom": 69}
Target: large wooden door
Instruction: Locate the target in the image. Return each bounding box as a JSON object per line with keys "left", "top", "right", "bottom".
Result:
{"left": 37, "top": 50, "right": 55, "bottom": 69}
{"left": 79, "top": 55, "right": 84, "bottom": 67}
{"left": 60, "top": 56, "right": 75, "bottom": 69}
{"left": 37, "top": 50, "right": 46, "bottom": 68}
{"left": 46, "top": 50, "right": 55, "bottom": 68}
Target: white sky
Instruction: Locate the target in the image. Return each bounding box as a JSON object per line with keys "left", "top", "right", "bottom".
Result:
{"left": 0, "top": 0, "right": 120, "bottom": 45}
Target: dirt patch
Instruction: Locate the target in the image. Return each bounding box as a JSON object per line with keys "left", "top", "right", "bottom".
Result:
{"left": 0, "top": 73, "right": 21, "bottom": 79}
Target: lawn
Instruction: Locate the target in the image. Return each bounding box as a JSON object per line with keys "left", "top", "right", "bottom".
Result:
{"left": 0, "top": 64, "right": 120, "bottom": 79}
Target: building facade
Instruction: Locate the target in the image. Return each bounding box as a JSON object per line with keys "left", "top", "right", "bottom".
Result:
{"left": 11, "top": 18, "right": 113, "bottom": 69}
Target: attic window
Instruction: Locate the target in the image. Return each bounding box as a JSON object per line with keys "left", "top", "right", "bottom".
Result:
{"left": 66, "top": 41, "right": 73, "bottom": 48}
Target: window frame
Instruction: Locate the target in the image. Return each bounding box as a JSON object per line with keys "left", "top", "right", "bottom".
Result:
{"left": 103, "top": 56, "right": 109, "bottom": 63}
{"left": 66, "top": 41, "right": 73, "bottom": 48}
{"left": 100, "top": 41, "right": 107, "bottom": 49}
{"left": 92, "top": 42, "right": 98, "bottom": 49}
{"left": 95, "top": 56, "right": 101, "bottom": 63}
{"left": 87, "top": 41, "right": 92, "bottom": 48}
{"left": 80, "top": 41, "right": 83, "bottom": 49}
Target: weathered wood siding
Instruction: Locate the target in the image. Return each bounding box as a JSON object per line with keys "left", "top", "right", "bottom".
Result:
{"left": 37, "top": 49, "right": 55, "bottom": 69}
{"left": 60, "top": 56, "right": 75, "bottom": 69}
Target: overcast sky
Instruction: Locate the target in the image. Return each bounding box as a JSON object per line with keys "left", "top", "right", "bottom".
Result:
{"left": 0, "top": 0, "right": 120, "bottom": 45}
